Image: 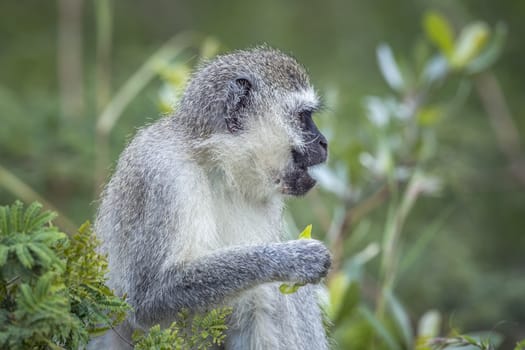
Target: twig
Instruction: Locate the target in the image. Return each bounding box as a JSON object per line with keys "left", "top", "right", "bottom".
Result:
{"left": 94, "top": 0, "right": 114, "bottom": 194}
{"left": 0, "top": 164, "right": 77, "bottom": 233}
{"left": 328, "top": 185, "right": 390, "bottom": 277}
{"left": 308, "top": 188, "right": 333, "bottom": 233}
{"left": 111, "top": 325, "right": 135, "bottom": 348}
{"left": 95, "top": 31, "right": 198, "bottom": 135}
{"left": 6, "top": 276, "right": 20, "bottom": 287}
{"left": 57, "top": 0, "right": 85, "bottom": 120}
{"left": 475, "top": 72, "right": 525, "bottom": 186}
{"left": 94, "top": 31, "right": 199, "bottom": 193}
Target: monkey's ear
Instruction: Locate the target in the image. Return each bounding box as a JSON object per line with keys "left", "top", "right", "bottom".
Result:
{"left": 225, "top": 76, "right": 253, "bottom": 133}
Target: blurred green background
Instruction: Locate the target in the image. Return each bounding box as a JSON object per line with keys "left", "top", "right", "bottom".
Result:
{"left": 1, "top": 1, "right": 524, "bottom": 349}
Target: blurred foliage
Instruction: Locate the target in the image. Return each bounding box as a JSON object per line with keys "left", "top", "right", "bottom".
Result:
{"left": 1, "top": 0, "right": 524, "bottom": 348}
{"left": 313, "top": 12, "right": 511, "bottom": 349}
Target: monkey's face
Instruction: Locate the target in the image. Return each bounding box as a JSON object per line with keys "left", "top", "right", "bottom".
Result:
{"left": 223, "top": 83, "right": 328, "bottom": 198}
{"left": 188, "top": 48, "right": 328, "bottom": 199}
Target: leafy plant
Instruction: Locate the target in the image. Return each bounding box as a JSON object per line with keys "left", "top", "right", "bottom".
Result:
{"left": 0, "top": 201, "right": 129, "bottom": 349}
{"left": 0, "top": 200, "right": 232, "bottom": 349}
{"left": 133, "top": 307, "right": 232, "bottom": 350}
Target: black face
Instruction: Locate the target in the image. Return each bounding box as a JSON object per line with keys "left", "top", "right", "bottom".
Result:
{"left": 282, "top": 109, "right": 328, "bottom": 196}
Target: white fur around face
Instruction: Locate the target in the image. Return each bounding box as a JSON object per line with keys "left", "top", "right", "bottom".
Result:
{"left": 161, "top": 153, "right": 285, "bottom": 269}
{"left": 195, "top": 87, "right": 319, "bottom": 197}
{"left": 279, "top": 87, "right": 320, "bottom": 148}
{"left": 197, "top": 114, "right": 292, "bottom": 199}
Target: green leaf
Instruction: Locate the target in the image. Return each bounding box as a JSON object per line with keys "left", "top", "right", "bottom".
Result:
{"left": 421, "top": 56, "right": 449, "bottom": 85}
{"left": 89, "top": 326, "right": 111, "bottom": 337}
{"left": 417, "top": 106, "right": 443, "bottom": 126}
{"left": 298, "top": 224, "right": 312, "bottom": 239}
{"left": 387, "top": 292, "right": 413, "bottom": 348}
{"left": 466, "top": 331, "right": 504, "bottom": 348}
{"left": 333, "top": 280, "right": 360, "bottom": 324}
{"left": 359, "top": 305, "right": 401, "bottom": 350}
{"left": 23, "top": 202, "right": 43, "bottom": 232}
{"left": 377, "top": 44, "right": 405, "bottom": 92}
{"left": 450, "top": 22, "right": 490, "bottom": 68}
{"left": 18, "top": 283, "right": 37, "bottom": 311}
{"left": 417, "top": 310, "right": 441, "bottom": 338}
{"left": 423, "top": 11, "right": 455, "bottom": 57}
{"left": 0, "top": 206, "right": 8, "bottom": 235}
{"left": 327, "top": 271, "right": 349, "bottom": 319}
{"left": 279, "top": 282, "right": 305, "bottom": 294}
{"left": 27, "top": 211, "right": 57, "bottom": 232}
{"left": 515, "top": 339, "right": 525, "bottom": 350}
{"left": 27, "top": 243, "right": 57, "bottom": 269}
{"left": 10, "top": 201, "right": 23, "bottom": 233}
{"left": 33, "top": 230, "right": 66, "bottom": 245}
{"left": 467, "top": 22, "right": 507, "bottom": 74}
{"left": 279, "top": 224, "right": 314, "bottom": 294}
{"left": 0, "top": 245, "right": 8, "bottom": 266}
{"left": 14, "top": 244, "right": 34, "bottom": 269}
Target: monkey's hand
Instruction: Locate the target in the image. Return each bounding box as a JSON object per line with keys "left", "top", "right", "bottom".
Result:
{"left": 272, "top": 240, "right": 332, "bottom": 284}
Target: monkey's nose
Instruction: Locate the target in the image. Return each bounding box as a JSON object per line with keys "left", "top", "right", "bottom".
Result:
{"left": 319, "top": 138, "right": 328, "bottom": 152}
{"left": 318, "top": 135, "right": 328, "bottom": 164}
{"left": 319, "top": 134, "right": 328, "bottom": 161}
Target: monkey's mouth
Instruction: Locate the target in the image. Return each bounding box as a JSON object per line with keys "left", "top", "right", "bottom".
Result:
{"left": 279, "top": 165, "right": 317, "bottom": 196}
{"left": 301, "top": 165, "right": 317, "bottom": 183}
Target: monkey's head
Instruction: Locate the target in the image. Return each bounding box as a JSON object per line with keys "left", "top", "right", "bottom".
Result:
{"left": 177, "top": 47, "right": 328, "bottom": 199}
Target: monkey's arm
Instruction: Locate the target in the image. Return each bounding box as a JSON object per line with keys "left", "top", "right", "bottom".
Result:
{"left": 130, "top": 240, "right": 330, "bottom": 327}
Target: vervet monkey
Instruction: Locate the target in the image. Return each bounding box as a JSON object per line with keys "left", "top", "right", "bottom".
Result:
{"left": 95, "top": 47, "right": 332, "bottom": 349}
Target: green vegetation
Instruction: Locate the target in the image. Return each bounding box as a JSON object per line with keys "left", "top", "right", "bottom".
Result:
{"left": 133, "top": 308, "right": 231, "bottom": 350}
{"left": 0, "top": 201, "right": 230, "bottom": 349}
{"left": 0, "top": 201, "right": 128, "bottom": 349}
{"left": 319, "top": 12, "right": 512, "bottom": 350}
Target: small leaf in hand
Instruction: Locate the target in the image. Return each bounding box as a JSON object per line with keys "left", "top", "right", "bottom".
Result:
{"left": 279, "top": 225, "right": 314, "bottom": 295}
{"left": 298, "top": 224, "right": 312, "bottom": 240}
{"left": 279, "top": 283, "right": 305, "bottom": 294}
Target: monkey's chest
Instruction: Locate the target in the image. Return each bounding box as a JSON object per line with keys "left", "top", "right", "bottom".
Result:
{"left": 211, "top": 200, "right": 283, "bottom": 247}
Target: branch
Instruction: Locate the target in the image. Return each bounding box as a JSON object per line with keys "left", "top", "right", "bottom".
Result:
{"left": 329, "top": 185, "right": 390, "bottom": 276}
{"left": 475, "top": 72, "right": 525, "bottom": 186}
{"left": 57, "top": 0, "right": 85, "bottom": 120}
{"left": 0, "top": 164, "right": 77, "bottom": 233}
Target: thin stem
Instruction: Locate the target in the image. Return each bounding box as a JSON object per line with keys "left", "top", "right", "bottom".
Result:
{"left": 111, "top": 325, "right": 135, "bottom": 348}
{"left": 93, "top": 31, "right": 200, "bottom": 192}
{"left": 376, "top": 171, "right": 422, "bottom": 321}
{"left": 328, "top": 185, "right": 390, "bottom": 279}
{"left": 6, "top": 276, "right": 20, "bottom": 287}
{"left": 94, "top": 0, "right": 114, "bottom": 195}
{"left": 475, "top": 72, "right": 525, "bottom": 186}
{"left": 95, "top": 32, "right": 198, "bottom": 135}
{"left": 95, "top": 0, "right": 113, "bottom": 113}
{"left": 0, "top": 165, "right": 77, "bottom": 233}
{"left": 57, "top": 0, "right": 85, "bottom": 120}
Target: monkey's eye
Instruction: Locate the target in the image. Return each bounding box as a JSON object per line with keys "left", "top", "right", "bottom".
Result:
{"left": 298, "top": 110, "right": 312, "bottom": 120}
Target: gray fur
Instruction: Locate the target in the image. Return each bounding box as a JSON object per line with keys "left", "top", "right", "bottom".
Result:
{"left": 94, "top": 48, "right": 331, "bottom": 349}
